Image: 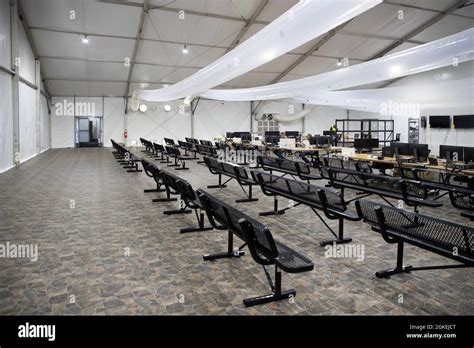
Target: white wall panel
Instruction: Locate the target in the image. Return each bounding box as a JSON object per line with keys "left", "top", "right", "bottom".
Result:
{"left": 18, "top": 23, "right": 36, "bottom": 84}
{"left": 19, "top": 83, "right": 37, "bottom": 162}
{"left": 194, "top": 100, "right": 250, "bottom": 140}
{"left": 104, "top": 97, "right": 124, "bottom": 147}
{"left": 51, "top": 97, "right": 74, "bottom": 148}
{"left": 126, "top": 100, "right": 191, "bottom": 146}
{"left": 0, "top": 73, "right": 13, "bottom": 172}
{"left": 0, "top": 0, "right": 10, "bottom": 67}
{"left": 40, "top": 95, "right": 50, "bottom": 151}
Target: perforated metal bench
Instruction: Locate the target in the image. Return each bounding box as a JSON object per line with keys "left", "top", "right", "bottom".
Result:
{"left": 197, "top": 189, "right": 313, "bottom": 307}
{"left": 253, "top": 171, "right": 360, "bottom": 246}
{"left": 111, "top": 140, "right": 142, "bottom": 173}
{"left": 165, "top": 146, "right": 189, "bottom": 171}
{"left": 327, "top": 166, "right": 441, "bottom": 212}
{"left": 449, "top": 187, "right": 474, "bottom": 221}
{"left": 257, "top": 155, "right": 322, "bottom": 182}
{"left": 356, "top": 199, "right": 473, "bottom": 278}
{"left": 203, "top": 157, "right": 258, "bottom": 203}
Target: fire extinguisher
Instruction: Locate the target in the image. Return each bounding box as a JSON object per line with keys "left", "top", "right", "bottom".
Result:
{"left": 124, "top": 130, "right": 128, "bottom": 139}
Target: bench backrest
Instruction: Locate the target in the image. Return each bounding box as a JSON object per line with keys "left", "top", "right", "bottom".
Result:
{"left": 141, "top": 158, "right": 161, "bottom": 181}
{"left": 254, "top": 171, "right": 346, "bottom": 212}
{"left": 356, "top": 200, "right": 473, "bottom": 262}
{"left": 328, "top": 167, "right": 426, "bottom": 200}
{"left": 185, "top": 137, "right": 199, "bottom": 144}
{"left": 449, "top": 188, "right": 474, "bottom": 211}
{"left": 153, "top": 142, "right": 165, "bottom": 152}
{"left": 165, "top": 146, "right": 181, "bottom": 157}
{"left": 164, "top": 138, "right": 175, "bottom": 146}
{"left": 200, "top": 140, "right": 213, "bottom": 146}
{"left": 197, "top": 190, "right": 277, "bottom": 266}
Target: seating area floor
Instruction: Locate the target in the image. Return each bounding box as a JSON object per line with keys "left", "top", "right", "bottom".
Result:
{"left": 0, "top": 148, "right": 472, "bottom": 315}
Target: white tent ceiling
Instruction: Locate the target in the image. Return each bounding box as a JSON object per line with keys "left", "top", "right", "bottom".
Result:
{"left": 19, "top": 0, "right": 474, "bottom": 97}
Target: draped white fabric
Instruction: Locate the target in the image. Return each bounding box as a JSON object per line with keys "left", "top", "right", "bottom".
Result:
{"left": 136, "top": 0, "right": 381, "bottom": 102}
{"left": 200, "top": 28, "right": 474, "bottom": 101}
{"left": 292, "top": 78, "right": 474, "bottom": 114}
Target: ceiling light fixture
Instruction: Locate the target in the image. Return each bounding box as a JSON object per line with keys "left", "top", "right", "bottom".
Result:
{"left": 182, "top": 45, "right": 188, "bottom": 54}
{"left": 337, "top": 58, "right": 342, "bottom": 66}
{"left": 163, "top": 104, "right": 172, "bottom": 112}
{"left": 139, "top": 104, "right": 148, "bottom": 112}
{"left": 82, "top": 35, "right": 89, "bottom": 44}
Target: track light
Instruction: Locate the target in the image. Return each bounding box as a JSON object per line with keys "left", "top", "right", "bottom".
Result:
{"left": 82, "top": 35, "right": 89, "bottom": 44}
{"left": 182, "top": 45, "right": 188, "bottom": 54}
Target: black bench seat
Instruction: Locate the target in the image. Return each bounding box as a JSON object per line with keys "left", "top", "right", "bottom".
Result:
{"left": 356, "top": 199, "right": 473, "bottom": 278}
{"left": 253, "top": 171, "right": 360, "bottom": 246}
{"left": 197, "top": 189, "right": 313, "bottom": 306}
{"left": 111, "top": 140, "right": 142, "bottom": 173}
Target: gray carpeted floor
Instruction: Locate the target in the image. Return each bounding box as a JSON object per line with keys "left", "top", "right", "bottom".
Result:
{"left": 0, "top": 147, "right": 472, "bottom": 315}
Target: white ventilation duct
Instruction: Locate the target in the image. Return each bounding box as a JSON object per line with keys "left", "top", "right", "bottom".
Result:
{"left": 200, "top": 28, "right": 474, "bottom": 101}
{"left": 135, "top": 0, "right": 382, "bottom": 101}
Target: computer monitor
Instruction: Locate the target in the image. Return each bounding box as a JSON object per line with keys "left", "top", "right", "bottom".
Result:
{"left": 464, "top": 147, "right": 474, "bottom": 164}
{"left": 354, "top": 138, "right": 379, "bottom": 149}
{"left": 323, "top": 131, "right": 334, "bottom": 136}
{"left": 382, "top": 146, "right": 395, "bottom": 157}
{"left": 318, "top": 136, "right": 332, "bottom": 146}
{"left": 392, "top": 142, "right": 410, "bottom": 156}
{"left": 226, "top": 132, "right": 233, "bottom": 138}
{"left": 285, "top": 131, "right": 299, "bottom": 139}
{"left": 439, "top": 145, "right": 464, "bottom": 161}
{"left": 410, "top": 144, "right": 430, "bottom": 162}
{"left": 240, "top": 132, "right": 251, "bottom": 142}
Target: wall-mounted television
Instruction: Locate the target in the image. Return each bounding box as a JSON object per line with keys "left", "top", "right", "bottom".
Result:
{"left": 453, "top": 115, "right": 474, "bottom": 129}
{"left": 429, "top": 116, "right": 451, "bottom": 128}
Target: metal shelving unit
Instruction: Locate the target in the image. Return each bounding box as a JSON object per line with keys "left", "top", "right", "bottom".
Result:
{"left": 335, "top": 119, "right": 394, "bottom": 148}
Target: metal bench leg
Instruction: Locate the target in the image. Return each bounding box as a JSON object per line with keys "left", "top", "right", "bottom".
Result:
{"left": 152, "top": 189, "right": 177, "bottom": 203}
{"left": 376, "top": 241, "right": 412, "bottom": 278}
{"left": 144, "top": 183, "right": 165, "bottom": 193}
{"left": 180, "top": 210, "right": 213, "bottom": 233}
{"left": 207, "top": 174, "right": 228, "bottom": 189}
{"left": 175, "top": 159, "right": 189, "bottom": 171}
{"left": 319, "top": 217, "right": 352, "bottom": 247}
{"left": 203, "top": 231, "right": 245, "bottom": 260}
{"left": 236, "top": 185, "right": 259, "bottom": 203}
{"left": 168, "top": 157, "right": 180, "bottom": 167}
{"left": 259, "top": 196, "right": 286, "bottom": 216}
{"left": 164, "top": 208, "right": 192, "bottom": 215}
{"left": 243, "top": 265, "right": 295, "bottom": 307}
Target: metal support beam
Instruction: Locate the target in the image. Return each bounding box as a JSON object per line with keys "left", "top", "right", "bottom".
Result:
{"left": 190, "top": 97, "right": 200, "bottom": 138}
{"left": 270, "top": 21, "right": 351, "bottom": 84}
{"left": 11, "top": 0, "right": 20, "bottom": 167}
{"left": 371, "top": 0, "right": 470, "bottom": 60}
{"left": 35, "top": 60, "right": 41, "bottom": 154}
{"left": 226, "top": 0, "right": 269, "bottom": 52}
{"left": 124, "top": 0, "right": 148, "bottom": 113}
{"left": 372, "top": 0, "right": 470, "bottom": 89}
{"left": 18, "top": 0, "right": 51, "bottom": 110}
{"left": 383, "top": 0, "right": 474, "bottom": 20}
{"left": 98, "top": 0, "right": 269, "bottom": 25}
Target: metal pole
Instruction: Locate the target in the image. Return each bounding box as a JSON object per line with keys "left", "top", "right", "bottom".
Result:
{"left": 35, "top": 60, "right": 41, "bottom": 154}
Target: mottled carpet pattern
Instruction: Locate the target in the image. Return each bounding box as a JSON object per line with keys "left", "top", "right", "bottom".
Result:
{"left": 0, "top": 148, "right": 472, "bottom": 315}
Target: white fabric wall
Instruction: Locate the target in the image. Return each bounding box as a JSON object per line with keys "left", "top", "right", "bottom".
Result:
{"left": 126, "top": 100, "right": 191, "bottom": 146}
{"left": 194, "top": 100, "right": 250, "bottom": 140}
{"left": 253, "top": 101, "right": 304, "bottom": 133}
{"left": 104, "top": 97, "right": 124, "bottom": 147}
{"left": 19, "top": 83, "right": 37, "bottom": 162}
{"left": 51, "top": 97, "right": 75, "bottom": 148}
{"left": 0, "top": 73, "right": 13, "bottom": 172}
{"left": 305, "top": 106, "right": 348, "bottom": 136}
{"left": 40, "top": 95, "right": 50, "bottom": 152}
{"left": 0, "top": 0, "right": 13, "bottom": 173}
{"left": 18, "top": 23, "right": 35, "bottom": 85}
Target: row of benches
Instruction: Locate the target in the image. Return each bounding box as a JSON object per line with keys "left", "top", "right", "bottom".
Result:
{"left": 112, "top": 140, "right": 473, "bottom": 307}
